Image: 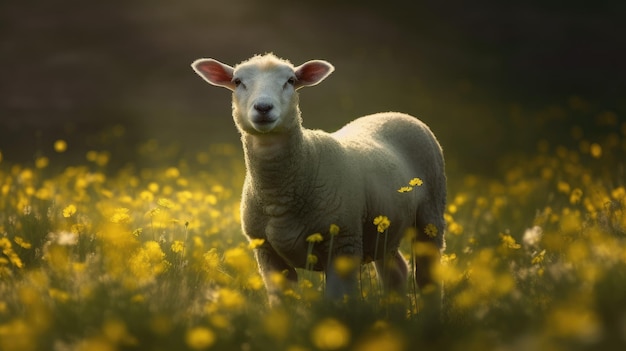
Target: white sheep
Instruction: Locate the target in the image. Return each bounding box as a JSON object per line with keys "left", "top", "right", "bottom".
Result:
{"left": 191, "top": 54, "right": 446, "bottom": 314}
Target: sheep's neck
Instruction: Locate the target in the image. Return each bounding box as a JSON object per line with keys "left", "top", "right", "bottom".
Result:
{"left": 243, "top": 130, "right": 313, "bottom": 210}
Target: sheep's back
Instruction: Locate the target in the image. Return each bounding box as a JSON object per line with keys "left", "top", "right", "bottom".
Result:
{"left": 332, "top": 112, "right": 443, "bottom": 174}
{"left": 325, "top": 113, "right": 444, "bottom": 258}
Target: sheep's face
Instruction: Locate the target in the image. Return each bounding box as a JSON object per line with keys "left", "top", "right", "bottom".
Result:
{"left": 192, "top": 54, "right": 334, "bottom": 134}
{"left": 230, "top": 63, "right": 299, "bottom": 134}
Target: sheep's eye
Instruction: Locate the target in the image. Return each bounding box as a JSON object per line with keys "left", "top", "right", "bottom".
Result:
{"left": 233, "top": 78, "right": 242, "bottom": 87}
{"left": 287, "top": 77, "right": 296, "bottom": 85}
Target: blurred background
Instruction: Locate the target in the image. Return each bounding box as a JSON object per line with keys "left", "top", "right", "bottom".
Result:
{"left": 1, "top": 0, "right": 625, "bottom": 173}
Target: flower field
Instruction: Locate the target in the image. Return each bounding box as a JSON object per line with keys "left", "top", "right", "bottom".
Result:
{"left": 1, "top": 112, "right": 626, "bottom": 351}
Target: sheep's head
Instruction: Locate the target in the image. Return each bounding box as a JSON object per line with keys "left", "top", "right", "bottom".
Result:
{"left": 192, "top": 54, "right": 334, "bottom": 134}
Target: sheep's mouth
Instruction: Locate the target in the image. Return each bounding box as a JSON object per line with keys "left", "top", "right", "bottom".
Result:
{"left": 251, "top": 115, "right": 278, "bottom": 132}
{"left": 252, "top": 115, "right": 277, "bottom": 125}
{"left": 253, "top": 117, "right": 275, "bottom": 124}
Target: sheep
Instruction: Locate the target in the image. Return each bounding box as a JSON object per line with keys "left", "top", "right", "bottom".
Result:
{"left": 191, "top": 53, "right": 446, "bottom": 315}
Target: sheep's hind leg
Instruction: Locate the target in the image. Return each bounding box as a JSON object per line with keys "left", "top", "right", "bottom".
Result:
{"left": 414, "top": 210, "right": 445, "bottom": 322}
{"left": 374, "top": 250, "right": 408, "bottom": 294}
{"left": 374, "top": 250, "right": 409, "bottom": 318}
{"left": 254, "top": 245, "right": 297, "bottom": 307}
{"left": 325, "top": 255, "right": 359, "bottom": 301}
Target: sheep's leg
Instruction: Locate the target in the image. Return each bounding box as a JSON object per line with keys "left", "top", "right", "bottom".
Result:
{"left": 254, "top": 245, "right": 297, "bottom": 307}
{"left": 324, "top": 255, "right": 359, "bottom": 301}
{"left": 374, "top": 250, "right": 408, "bottom": 294}
{"left": 374, "top": 251, "right": 409, "bottom": 318}
{"left": 414, "top": 210, "right": 445, "bottom": 321}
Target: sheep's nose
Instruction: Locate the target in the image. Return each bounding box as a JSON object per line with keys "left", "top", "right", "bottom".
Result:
{"left": 254, "top": 102, "right": 274, "bottom": 114}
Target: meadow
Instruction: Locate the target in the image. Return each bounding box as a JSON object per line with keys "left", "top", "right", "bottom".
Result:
{"left": 1, "top": 107, "right": 625, "bottom": 351}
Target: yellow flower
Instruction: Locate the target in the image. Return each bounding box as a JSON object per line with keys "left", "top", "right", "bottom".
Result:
{"left": 306, "top": 233, "right": 324, "bottom": 243}
{"left": 310, "top": 318, "right": 351, "bottom": 350}
{"left": 132, "top": 228, "right": 143, "bottom": 237}
{"left": 35, "top": 156, "right": 49, "bottom": 169}
{"left": 499, "top": 233, "right": 521, "bottom": 249}
{"left": 185, "top": 327, "right": 216, "bottom": 350}
{"left": 532, "top": 250, "right": 546, "bottom": 265}
{"left": 570, "top": 188, "right": 583, "bottom": 205}
{"left": 148, "top": 182, "right": 160, "bottom": 193}
{"left": 397, "top": 186, "right": 413, "bottom": 193}
{"left": 329, "top": 224, "right": 340, "bottom": 236}
{"left": 14, "top": 237, "right": 31, "bottom": 249}
{"left": 62, "top": 204, "right": 77, "bottom": 218}
{"left": 54, "top": 139, "right": 68, "bottom": 153}
{"left": 110, "top": 208, "right": 131, "bottom": 224}
{"left": 171, "top": 241, "right": 184, "bottom": 253}
{"left": 424, "top": 223, "right": 438, "bottom": 238}
{"left": 409, "top": 178, "right": 423, "bottom": 186}
{"left": 333, "top": 256, "right": 359, "bottom": 277}
{"left": 373, "top": 216, "right": 390, "bottom": 233}
{"left": 218, "top": 288, "right": 245, "bottom": 311}
{"left": 590, "top": 143, "right": 602, "bottom": 158}
{"left": 157, "top": 198, "right": 174, "bottom": 209}
{"left": 307, "top": 254, "right": 318, "bottom": 265}
{"left": 248, "top": 238, "right": 266, "bottom": 249}
{"left": 139, "top": 190, "right": 154, "bottom": 202}
{"left": 165, "top": 167, "right": 180, "bottom": 178}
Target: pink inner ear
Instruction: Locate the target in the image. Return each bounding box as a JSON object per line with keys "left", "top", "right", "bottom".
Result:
{"left": 197, "top": 61, "right": 233, "bottom": 85}
{"left": 297, "top": 62, "right": 331, "bottom": 84}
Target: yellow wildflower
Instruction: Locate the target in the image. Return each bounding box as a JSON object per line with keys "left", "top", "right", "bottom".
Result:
{"left": 139, "top": 190, "right": 154, "bottom": 202}
{"left": 424, "top": 223, "right": 438, "bottom": 238}
{"left": 218, "top": 288, "right": 245, "bottom": 311}
{"left": 409, "top": 177, "right": 423, "bottom": 186}
{"left": 590, "top": 143, "right": 602, "bottom": 158}
{"left": 132, "top": 228, "right": 143, "bottom": 237}
{"left": 307, "top": 254, "right": 318, "bottom": 265}
{"left": 157, "top": 198, "right": 174, "bottom": 209}
{"left": 148, "top": 182, "right": 160, "bottom": 193}
{"left": 14, "top": 236, "right": 31, "bottom": 249}
{"left": 333, "top": 256, "right": 359, "bottom": 277}
{"left": 185, "top": 327, "right": 216, "bottom": 350}
{"left": 557, "top": 181, "right": 571, "bottom": 194}
{"left": 373, "top": 216, "right": 390, "bottom": 233}
{"left": 310, "top": 318, "right": 351, "bottom": 350}
{"left": 62, "top": 204, "right": 77, "bottom": 218}
{"left": 499, "top": 233, "right": 521, "bottom": 249}
{"left": 171, "top": 241, "right": 184, "bottom": 253}
{"left": 165, "top": 167, "right": 180, "bottom": 178}
{"left": 306, "top": 233, "right": 324, "bottom": 243}
{"left": 611, "top": 186, "right": 625, "bottom": 200}
{"left": 0, "top": 238, "right": 23, "bottom": 268}
{"left": 54, "top": 139, "right": 67, "bottom": 153}
{"left": 532, "top": 250, "right": 546, "bottom": 265}
{"left": 248, "top": 238, "right": 266, "bottom": 249}
{"left": 35, "top": 156, "right": 49, "bottom": 169}
{"left": 570, "top": 188, "right": 583, "bottom": 205}
{"left": 397, "top": 186, "right": 413, "bottom": 193}
{"left": 329, "top": 224, "right": 340, "bottom": 235}
{"left": 110, "top": 208, "right": 131, "bottom": 224}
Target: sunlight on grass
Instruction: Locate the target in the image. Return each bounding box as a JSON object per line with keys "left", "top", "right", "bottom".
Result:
{"left": 1, "top": 112, "right": 625, "bottom": 350}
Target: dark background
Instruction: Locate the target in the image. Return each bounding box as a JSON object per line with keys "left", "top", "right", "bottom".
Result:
{"left": 1, "top": 0, "right": 625, "bottom": 173}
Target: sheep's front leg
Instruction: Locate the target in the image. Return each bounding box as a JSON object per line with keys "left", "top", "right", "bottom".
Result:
{"left": 325, "top": 255, "right": 359, "bottom": 301}
{"left": 374, "top": 251, "right": 409, "bottom": 319}
{"left": 254, "top": 245, "right": 297, "bottom": 307}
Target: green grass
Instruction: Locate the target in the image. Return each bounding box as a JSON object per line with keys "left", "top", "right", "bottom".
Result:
{"left": 1, "top": 116, "right": 625, "bottom": 351}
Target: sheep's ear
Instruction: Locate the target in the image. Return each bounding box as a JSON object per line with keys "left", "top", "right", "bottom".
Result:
{"left": 191, "top": 59, "right": 236, "bottom": 91}
{"left": 294, "top": 60, "right": 334, "bottom": 90}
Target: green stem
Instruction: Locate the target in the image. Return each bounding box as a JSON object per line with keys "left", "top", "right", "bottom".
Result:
{"left": 326, "top": 234, "right": 335, "bottom": 272}
{"left": 383, "top": 229, "right": 388, "bottom": 292}
{"left": 306, "top": 242, "right": 314, "bottom": 271}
